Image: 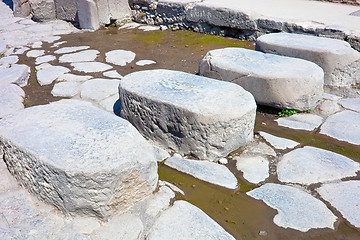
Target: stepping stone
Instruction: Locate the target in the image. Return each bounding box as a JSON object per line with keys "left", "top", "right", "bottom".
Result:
{"left": 59, "top": 49, "right": 99, "bottom": 63}
{"left": 164, "top": 157, "right": 238, "bottom": 189}
{"left": 136, "top": 60, "right": 156, "bottom": 66}
{"left": 35, "top": 55, "right": 56, "bottom": 65}
{"left": 276, "top": 113, "right": 323, "bottom": 131}
{"left": 235, "top": 155, "right": 269, "bottom": 184}
{"left": 103, "top": 70, "right": 123, "bottom": 79}
{"left": 52, "top": 41, "right": 67, "bottom": 48}
{"left": 241, "top": 138, "right": 276, "bottom": 157}
{"left": 0, "top": 84, "right": 25, "bottom": 119}
{"left": 339, "top": 98, "right": 360, "bottom": 113}
{"left": 0, "top": 99, "right": 158, "bottom": 219}
{"left": 51, "top": 82, "right": 81, "bottom": 97}
{"left": 259, "top": 131, "right": 300, "bottom": 150}
{"left": 0, "top": 64, "right": 30, "bottom": 87}
{"left": 80, "top": 78, "right": 120, "bottom": 102}
{"left": 118, "top": 22, "right": 141, "bottom": 29}
{"left": 147, "top": 200, "right": 235, "bottom": 240}
{"left": 320, "top": 110, "right": 360, "bottom": 145}
{"left": 43, "top": 36, "right": 61, "bottom": 43}
{"left": 71, "top": 62, "right": 112, "bottom": 73}
{"left": 0, "top": 55, "right": 19, "bottom": 66}
{"left": 199, "top": 47, "right": 324, "bottom": 111}
{"left": 317, "top": 181, "right": 360, "bottom": 228}
{"left": 277, "top": 146, "right": 360, "bottom": 185}
{"left": 54, "top": 46, "right": 90, "bottom": 54}
{"left": 56, "top": 73, "right": 93, "bottom": 82}
{"left": 119, "top": 69, "right": 256, "bottom": 160}
{"left": 37, "top": 65, "right": 70, "bottom": 86}
{"left": 138, "top": 25, "right": 160, "bottom": 31}
{"left": 247, "top": 183, "right": 337, "bottom": 232}
{"left": 106, "top": 49, "right": 136, "bottom": 66}
{"left": 256, "top": 33, "right": 360, "bottom": 87}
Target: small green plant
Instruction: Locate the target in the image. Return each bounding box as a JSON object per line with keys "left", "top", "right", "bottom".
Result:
{"left": 278, "top": 109, "right": 298, "bottom": 117}
{"left": 306, "top": 110, "right": 311, "bottom": 113}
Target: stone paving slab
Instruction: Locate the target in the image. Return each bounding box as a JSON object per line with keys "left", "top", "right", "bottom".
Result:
{"left": 339, "top": 98, "right": 360, "bottom": 112}
{"left": 0, "top": 99, "right": 158, "bottom": 219}
{"left": 71, "top": 62, "right": 113, "bottom": 73}
{"left": 0, "top": 83, "right": 25, "bottom": 119}
{"left": 105, "top": 49, "right": 136, "bottom": 66}
{"left": 235, "top": 155, "right": 269, "bottom": 184}
{"left": 119, "top": 69, "right": 256, "bottom": 160}
{"left": 259, "top": 131, "right": 300, "bottom": 150}
{"left": 0, "top": 64, "right": 30, "bottom": 87}
{"left": 276, "top": 113, "right": 324, "bottom": 131}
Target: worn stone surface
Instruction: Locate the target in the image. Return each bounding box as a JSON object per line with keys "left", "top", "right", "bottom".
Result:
{"left": 37, "top": 65, "right": 70, "bottom": 85}
{"left": 99, "top": 94, "right": 119, "bottom": 113}
{"left": 276, "top": 113, "right": 323, "bottom": 131}
{"left": 35, "top": 55, "right": 56, "bottom": 65}
{"left": 26, "top": 49, "right": 45, "bottom": 58}
{"left": 235, "top": 155, "right": 269, "bottom": 184}
{"left": 103, "top": 70, "right": 123, "bottom": 79}
{"left": 147, "top": 200, "right": 235, "bottom": 240}
{"left": 59, "top": 50, "right": 99, "bottom": 63}
{"left": 165, "top": 157, "right": 238, "bottom": 189}
{"left": 0, "top": 84, "right": 25, "bottom": 119}
{"left": 318, "top": 100, "right": 341, "bottom": 117}
{"left": 0, "top": 55, "right": 19, "bottom": 66}
{"left": 278, "top": 146, "right": 360, "bottom": 185}
{"left": 56, "top": 73, "right": 93, "bottom": 82}
{"left": 0, "top": 160, "right": 20, "bottom": 193}
{"left": 320, "top": 110, "right": 360, "bottom": 145}
{"left": 54, "top": 46, "right": 90, "bottom": 54}
{"left": 71, "top": 62, "right": 112, "bottom": 73}
{"left": 51, "top": 81, "right": 81, "bottom": 97}
{"left": 0, "top": 100, "right": 158, "bottom": 219}
{"left": 0, "top": 64, "right": 30, "bottom": 87}
{"left": 0, "top": 41, "right": 7, "bottom": 56}
{"left": 241, "top": 137, "right": 277, "bottom": 157}
{"left": 76, "top": 0, "right": 100, "bottom": 30}
{"left": 256, "top": 33, "right": 360, "bottom": 87}
{"left": 54, "top": 0, "right": 78, "bottom": 22}
{"left": 259, "top": 131, "right": 300, "bottom": 150}
{"left": 339, "top": 98, "right": 360, "bottom": 113}
{"left": 30, "top": 0, "right": 56, "bottom": 22}
{"left": 200, "top": 48, "right": 324, "bottom": 111}
{"left": 317, "top": 181, "right": 360, "bottom": 228}
{"left": 105, "top": 49, "right": 136, "bottom": 66}
{"left": 247, "top": 183, "right": 337, "bottom": 232}
{"left": 152, "top": 145, "right": 170, "bottom": 162}
{"left": 80, "top": 78, "right": 120, "bottom": 102}
{"left": 119, "top": 69, "right": 256, "bottom": 160}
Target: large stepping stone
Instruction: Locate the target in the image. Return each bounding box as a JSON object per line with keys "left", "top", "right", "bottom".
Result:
{"left": 119, "top": 69, "right": 256, "bottom": 160}
{"left": 277, "top": 146, "right": 360, "bottom": 185}
{"left": 199, "top": 48, "right": 323, "bottom": 111}
{"left": 0, "top": 100, "right": 158, "bottom": 220}
{"left": 256, "top": 33, "right": 360, "bottom": 87}
{"left": 147, "top": 200, "right": 235, "bottom": 240}
{"left": 247, "top": 183, "right": 337, "bottom": 232}
{"left": 0, "top": 64, "right": 30, "bottom": 87}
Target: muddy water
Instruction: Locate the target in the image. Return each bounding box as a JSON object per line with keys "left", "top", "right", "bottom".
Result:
{"left": 18, "top": 27, "right": 360, "bottom": 239}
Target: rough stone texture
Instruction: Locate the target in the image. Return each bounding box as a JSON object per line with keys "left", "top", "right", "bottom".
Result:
{"left": 165, "top": 157, "right": 238, "bottom": 189}
{"left": 0, "top": 84, "right": 25, "bottom": 119}
{"left": 147, "top": 200, "right": 235, "bottom": 240}
{"left": 259, "top": 131, "right": 300, "bottom": 150}
{"left": 276, "top": 113, "right": 323, "bottom": 131}
{"left": 317, "top": 181, "right": 360, "bottom": 228}
{"left": 54, "top": 0, "right": 78, "bottom": 22}
{"left": 0, "top": 159, "right": 20, "bottom": 193}
{"left": 30, "top": 0, "right": 56, "bottom": 22}
{"left": 256, "top": 33, "right": 360, "bottom": 87}
{"left": 235, "top": 155, "right": 269, "bottom": 184}
{"left": 320, "top": 110, "right": 360, "bottom": 145}
{"left": 59, "top": 50, "right": 99, "bottom": 63}
{"left": 278, "top": 146, "right": 360, "bottom": 185}
{"left": 247, "top": 183, "right": 337, "bottom": 232}
{"left": 91, "top": 213, "right": 143, "bottom": 240}
{"left": 200, "top": 48, "right": 324, "bottom": 111}
{"left": 241, "top": 137, "right": 276, "bottom": 157}
{"left": 37, "top": 65, "right": 70, "bottom": 85}
{"left": 51, "top": 81, "right": 81, "bottom": 97}
{"left": 95, "top": 0, "right": 131, "bottom": 25}
{"left": 76, "top": 0, "right": 100, "bottom": 30}
{"left": 119, "top": 69, "right": 256, "bottom": 160}
{"left": 54, "top": 46, "right": 90, "bottom": 54}
{"left": 339, "top": 98, "right": 360, "bottom": 113}
{"left": 105, "top": 49, "right": 136, "bottom": 66}
{"left": 80, "top": 78, "right": 120, "bottom": 102}
{"left": 71, "top": 62, "right": 112, "bottom": 73}
{"left": 0, "top": 64, "right": 29, "bottom": 87}
{"left": 13, "top": 0, "right": 31, "bottom": 17}
{"left": 0, "top": 100, "right": 158, "bottom": 220}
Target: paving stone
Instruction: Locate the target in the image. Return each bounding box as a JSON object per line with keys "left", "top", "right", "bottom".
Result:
{"left": 0, "top": 41, "right": 6, "bottom": 55}
{"left": 200, "top": 47, "right": 324, "bottom": 111}
{"left": 152, "top": 145, "right": 170, "bottom": 162}
{"left": 0, "top": 84, "right": 25, "bottom": 119}
{"left": 0, "top": 99, "right": 158, "bottom": 219}
{"left": 98, "top": 94, "right": 119, "bottom": 113}
{"left": 54, "top": 46, "right": 90, "bottom": 54}
{"left": 35, "top": 55, "right": 56, "bottom": 65}
{"left": 80, "top": 78, "right": 120, "bottom": 102}
{"left": 26, "top": 49, "right": 45, "bottom": 58}
{"left": 56, "top": 73, "right": 93, "bottom": 82}
{"left": 247, "top": 183, "right": 337, "bottom": 232}
{"left": 70, "top": 217, "right": 100, "bottom": 235}
{"left": 317, "top": 181, "right": 360, "bottom": 228}
{"left": 147, "top": 200, "right": 235, "bottom": 240}
{"left": 31, "top": 41, "right": 43, "bottom": 48}
{"left": 43, "top": 36, "right": 61, "bottom": 43}
{"left": 71, "top": 62, "right": 112, "bottom": 73}
{"left": 322, "top": 93, "right": 342, "bottom": 101}
{"left": 119, "top": 69, "right": 256, "bottom": 160}
{"left": 13, "top": 46, "right": 29, "bottom": 55}
{"left": 37, "top": 65, "right": 70, "bottom": 86}
{"left": 259, "top": 131, "right": 300, "bottom": 150}
{"left": 241, "top": 138, "right": 276, "bottom": 157}
{"left": 256, "top": 33, "right": 360, "bottom": 87}
{"left": 320, "top": 110, "right": 360, "bottom": 145}
{"left": 165, "top": 157, "right": 238, "bottom": 189}
{"left": 105, "top": 49, "right": 136, "bottom": 66}
{"left": 277, "top": 146, "right": 360, "bottom": 185}
{"left": 235, "top": 155, "right": 269, "bottom": 184}
{"left": 339, "top": 98, "right": 360, "bottom": 113}
{"left": 158, "top": 180, "right": 184, "bottom": 195}
{"left": 138, "top": 25, "right": 160, "bottom": 31}
{"left": 91, "top": 213, "right": 143, "bottom": 240}
{"left": 103, "top": 70, "right": 123, "bottom": 79}
{"left": 0, "top": 64, "right": 30, "bottom": 87}
{"left": 0, "top": 55, "right": 19, "bottom": 66}
{"left": 136, "top": 60, "right": 156, "bottom": 66}
{"left": 52, "top": 41, "right": 67, "bottom": 48}
{"left": 276, "top": 113, "right": 323, "bottom": 131}
{"left": 59, "top": 49, "right": 99, "bottom": 63}
{"left": 118, "top": 22, "right": 140, "bottom": 29}
{"left": 51, "top": 81, "right": 81, "bottom": 97}
{"left": 318, "top": 100, "right": 341, "bottom": 117}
